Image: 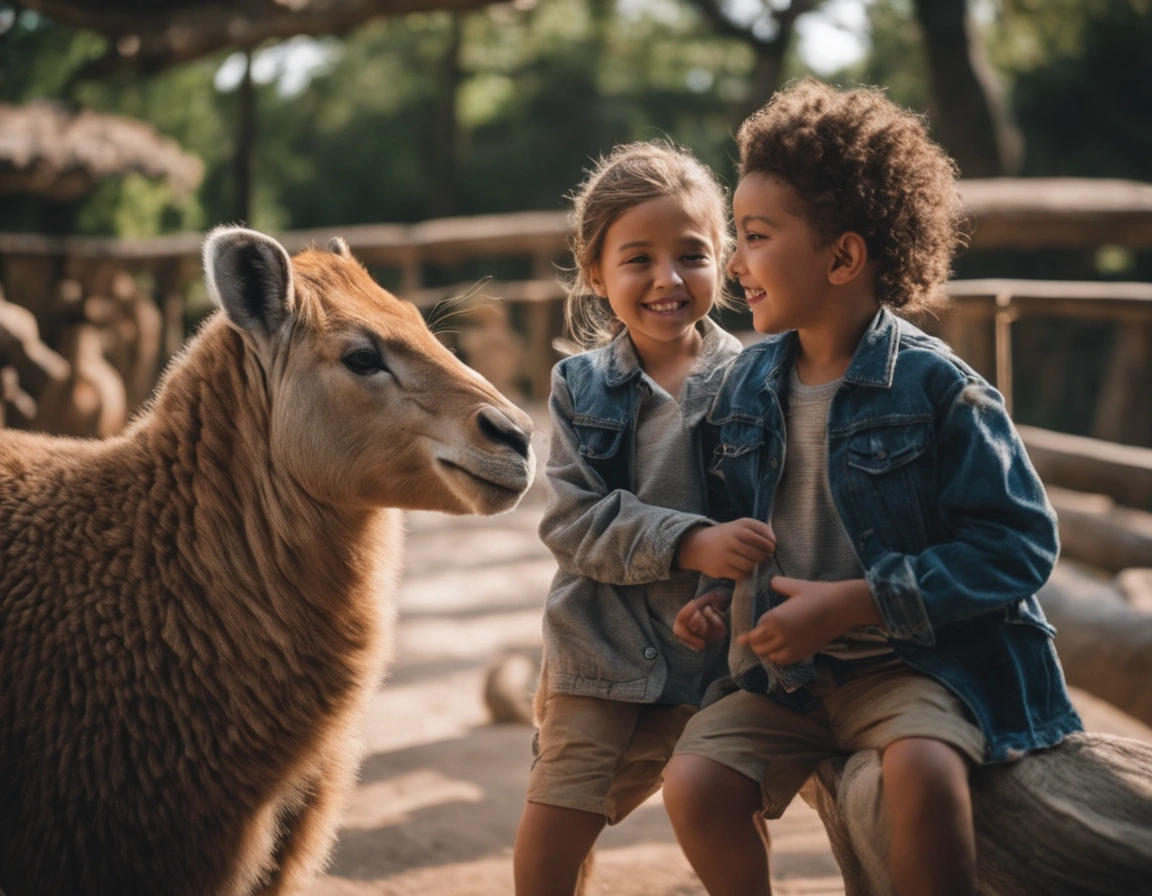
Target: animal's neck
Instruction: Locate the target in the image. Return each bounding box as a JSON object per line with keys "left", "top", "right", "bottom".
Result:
{"left": 142, "top": 318, "right": 391, "bottom": 614}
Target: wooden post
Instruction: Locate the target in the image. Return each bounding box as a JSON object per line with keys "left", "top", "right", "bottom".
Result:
{"left": 527, "top": 252, "right": 558, "bottom": 401}
{"left": 994, "top": 290, "right": 1016, "bottom": 415}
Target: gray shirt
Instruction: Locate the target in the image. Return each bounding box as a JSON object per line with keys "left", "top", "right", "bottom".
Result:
{"left": 727, "top": 368, "right": 891, "bottom": 689}
{"left": 772, "top": 369, "right": 891, "bottom": 660}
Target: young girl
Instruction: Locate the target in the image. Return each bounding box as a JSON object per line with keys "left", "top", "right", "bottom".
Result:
{"left": 665, "top": 80, "right": 1082, "bottom": 896}
{"left": 512, "top": 141, "right": 776, "bottom": 896}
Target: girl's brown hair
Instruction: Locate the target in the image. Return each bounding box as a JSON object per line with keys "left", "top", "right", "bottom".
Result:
{"left": 737, "top": 78, "right": 968, "bottom": 314}
{"left": 564, "top": 141, "right": 735, "bottom": 349}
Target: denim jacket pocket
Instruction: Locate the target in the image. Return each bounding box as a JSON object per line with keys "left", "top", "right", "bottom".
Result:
{"left": 573, "top": 416, "right": 626, "bottom": 461}
{"left": 708, "top": 420, "right": 768, "bottom": 471}
{"left": 844, "top": 422, "right": 933, "bottom": 548}
{"left": 846, "top": 423, "right": 931, "bottom": 474}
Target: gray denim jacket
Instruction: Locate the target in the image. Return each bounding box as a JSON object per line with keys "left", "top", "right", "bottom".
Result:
{"left": 539, "top": 318, "right": 743, "bottom": 703}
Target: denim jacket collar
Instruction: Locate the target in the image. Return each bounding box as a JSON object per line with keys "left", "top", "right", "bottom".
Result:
{"left": 758, "top": 306, "right": 899, "bottom": 393}
{"left": 843, "top": 307, "right": 900, "bottom": 389}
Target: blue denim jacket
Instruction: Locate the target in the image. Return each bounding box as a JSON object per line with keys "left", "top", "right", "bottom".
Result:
{"left": 707, "top": 308, "right": 1082, "bottom": 762}
{"left": 538, "top": 319, "right": 742, "bottom": 703}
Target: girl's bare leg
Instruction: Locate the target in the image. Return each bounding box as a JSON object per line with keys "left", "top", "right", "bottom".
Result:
{"left": 513, "top": 801, "right": 604, "bottom": 896}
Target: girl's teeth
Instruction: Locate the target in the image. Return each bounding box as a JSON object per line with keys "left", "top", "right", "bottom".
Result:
{"left": 647, "top": 301, "right": 683, "bottom": 312}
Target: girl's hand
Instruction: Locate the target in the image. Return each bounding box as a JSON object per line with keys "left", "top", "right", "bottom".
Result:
{"left": 672, "top": 587, "right": 731, "bottom": 651}
{"left": 736, "top": 577, "right": 881, "bottom": 666}
{"left": 676, "top": 518, "right": 776, "bottom": 581}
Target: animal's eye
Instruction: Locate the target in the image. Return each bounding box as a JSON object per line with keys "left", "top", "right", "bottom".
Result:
{"left": 343, "top": 348, "right": 383, "bottom": 375}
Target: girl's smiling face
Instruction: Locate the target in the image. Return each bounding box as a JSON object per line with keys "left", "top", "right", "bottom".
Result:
{"left": 590, "top": 194, "right": 718, "bottom": 362}
{"left": 727, "top": 172, "right": 840, "bottom": 335}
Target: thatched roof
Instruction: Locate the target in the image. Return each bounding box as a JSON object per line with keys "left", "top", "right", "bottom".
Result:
{"left": 0, "top": 101, "right": 204, "bottom": 201}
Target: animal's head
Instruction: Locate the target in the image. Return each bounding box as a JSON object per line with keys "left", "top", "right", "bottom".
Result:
{"left": 202, "top": 226, "right": 535, "bottom": 515}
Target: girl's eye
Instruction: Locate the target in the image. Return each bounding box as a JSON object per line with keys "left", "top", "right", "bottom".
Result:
{"left": 625, "top": 255, "right": 650, "bottom": 265}
{"left": 343, "top": 348, "right": 385, "bottom": 375}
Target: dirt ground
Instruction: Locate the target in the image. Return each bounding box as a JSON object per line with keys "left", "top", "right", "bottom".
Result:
{"left": 305, "top": 408, "right": 1152, "bottom": 896}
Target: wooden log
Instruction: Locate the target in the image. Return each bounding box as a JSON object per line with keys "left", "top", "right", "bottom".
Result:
{"left": 1021, "top": 425, "right": 1152, "bottom": 513}
{"left": 1038, "top": 561, "right": 1152, "bottom": 728}
{"left": 804, "top": 732, "right": 1152, "bottom": 896}
{"left": 1045, "top": 485, "right": 1152, "bottom": 571}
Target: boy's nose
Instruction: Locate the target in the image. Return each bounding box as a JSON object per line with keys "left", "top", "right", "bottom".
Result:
{"left": 726, "top": 249, "right": 743, "bottom": 279}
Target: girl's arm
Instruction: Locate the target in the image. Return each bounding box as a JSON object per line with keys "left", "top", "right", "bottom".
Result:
{"left": 540, "top": 367, "right": 712, "bottom": 586}
{"left": 865, "top": 378, "right": 1059, "bottom": 645}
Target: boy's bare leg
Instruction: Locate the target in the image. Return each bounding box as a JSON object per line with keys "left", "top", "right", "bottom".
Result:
{"left": 513, "top": 801, "right": 604, "bottom": 896}
{"left": 882, "top": 737, "right": 977, "bottom": 896}
{"left": 663, "top": 753, "right": 772, "bottom": 896}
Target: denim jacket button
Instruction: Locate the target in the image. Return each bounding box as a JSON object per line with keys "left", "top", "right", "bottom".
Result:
{"left": 643, "top": 647, "right": 657, "bottom": 660}
{"left": 876, "top": 449, "right": 887, "bottom": 459}
{"left": 769, "top": 457, "right": 778, "bottom": 468}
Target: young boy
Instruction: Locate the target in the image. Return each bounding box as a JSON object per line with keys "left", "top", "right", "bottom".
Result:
{"left": 662, "top": 79, "right": 1082, "bottom": 896}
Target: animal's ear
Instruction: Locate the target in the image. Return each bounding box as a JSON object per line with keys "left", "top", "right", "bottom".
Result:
{"left": 328, "top": 236, "right": 351, "bottom": 257}
{"left": 203, "top": 226, "right": 295, "bottom": 335}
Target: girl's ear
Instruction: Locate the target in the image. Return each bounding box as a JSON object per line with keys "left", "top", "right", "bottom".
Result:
{"left": 828, "top": 232, "right": 868, "bottom": 285}
{"left": 589, "top": 262, "right": 607, "bottom": 298}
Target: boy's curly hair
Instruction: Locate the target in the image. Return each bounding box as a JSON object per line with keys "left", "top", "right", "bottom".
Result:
{"left": 564, "top": 140, "right": 736, "bottom": 349}
{"left": 737, "top": 78, "right": 968, "bottom": 313}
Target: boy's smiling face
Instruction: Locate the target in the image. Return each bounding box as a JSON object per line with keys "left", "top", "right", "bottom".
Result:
{"left": 728, "top": 172, "right": 841, "bottom": 335}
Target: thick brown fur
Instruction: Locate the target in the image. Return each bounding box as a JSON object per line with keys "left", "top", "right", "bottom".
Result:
{"left": 0, "top": 228, "right": 535, "bottom": 896}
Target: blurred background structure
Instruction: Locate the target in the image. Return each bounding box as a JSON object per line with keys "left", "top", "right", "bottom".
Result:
{"left": 2, "top": 1, "right": 1152, "bottom": 891}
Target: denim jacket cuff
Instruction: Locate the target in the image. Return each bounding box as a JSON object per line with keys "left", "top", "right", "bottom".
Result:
{"left": 866, "top": 553, "right": 936, "bottom": 645}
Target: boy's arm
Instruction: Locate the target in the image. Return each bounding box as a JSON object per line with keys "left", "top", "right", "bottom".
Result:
{"left": 865, "top": 379, "right": 1059, "bottom": 645}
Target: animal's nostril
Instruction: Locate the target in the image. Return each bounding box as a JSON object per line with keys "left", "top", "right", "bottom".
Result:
{"left": 477, "top": 406, "right": 531, "bottom": 459}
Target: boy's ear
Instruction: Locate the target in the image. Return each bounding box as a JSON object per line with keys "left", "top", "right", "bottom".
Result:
{"left": 828, "top": 232, "right": 868, "bottom": 285}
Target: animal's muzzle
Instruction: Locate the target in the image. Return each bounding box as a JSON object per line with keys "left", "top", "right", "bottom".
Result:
{"left": 476, "top": 405, "right": 532, "bottom": 459}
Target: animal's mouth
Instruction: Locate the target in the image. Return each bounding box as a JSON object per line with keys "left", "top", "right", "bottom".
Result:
{"left": 439, "top": 457, "right": 530, "bottom": 498}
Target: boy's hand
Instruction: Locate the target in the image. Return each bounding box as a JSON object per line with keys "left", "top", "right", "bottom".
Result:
{"left": 676, "top": 519, "right": 776, "bottom": 581}
{"left": 672, "top": 587, "right": 731, "bottom": 651}
{"left": 736, "top": 577, "right": 881, "bottom": 666}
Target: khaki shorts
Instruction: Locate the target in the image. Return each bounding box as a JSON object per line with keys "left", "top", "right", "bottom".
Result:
{"left": 527, "top": 694, "right": 696, "bottom": 824}
{"left": 673, "top": 657, "right": 986, "bottom": 819}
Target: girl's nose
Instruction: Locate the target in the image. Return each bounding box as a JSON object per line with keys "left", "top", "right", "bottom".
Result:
{"left": 655, "top": 261, "right": 684, "bottom": 289}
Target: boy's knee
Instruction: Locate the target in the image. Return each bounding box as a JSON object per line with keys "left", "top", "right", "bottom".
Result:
{"left": 661, "top": 754, "right": 707, "bottom": 819}
{"left": 882, "top": 738, "right": 970, "bottom": 803}
{"left": 663, "top": 753, "right": 760, "bottom": 825}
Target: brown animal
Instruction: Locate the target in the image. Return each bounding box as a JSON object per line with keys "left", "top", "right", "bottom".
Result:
{"left": 0, "top": 227, "right": 535, "bottom": 896}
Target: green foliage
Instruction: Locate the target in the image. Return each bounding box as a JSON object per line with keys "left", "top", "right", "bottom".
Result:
{"left": 2, "top": 0, "right": 1149, "bottom": 240}
{"left": 1004, "top": 0, "right": 1152, "bottom": 182}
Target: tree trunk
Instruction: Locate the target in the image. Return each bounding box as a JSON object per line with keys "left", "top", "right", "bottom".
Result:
{"left": 912, "top": 0, "right": 1021, "bottom": 177}
{"left": 429, "top": 13, "right": 464, "bottom": 218}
